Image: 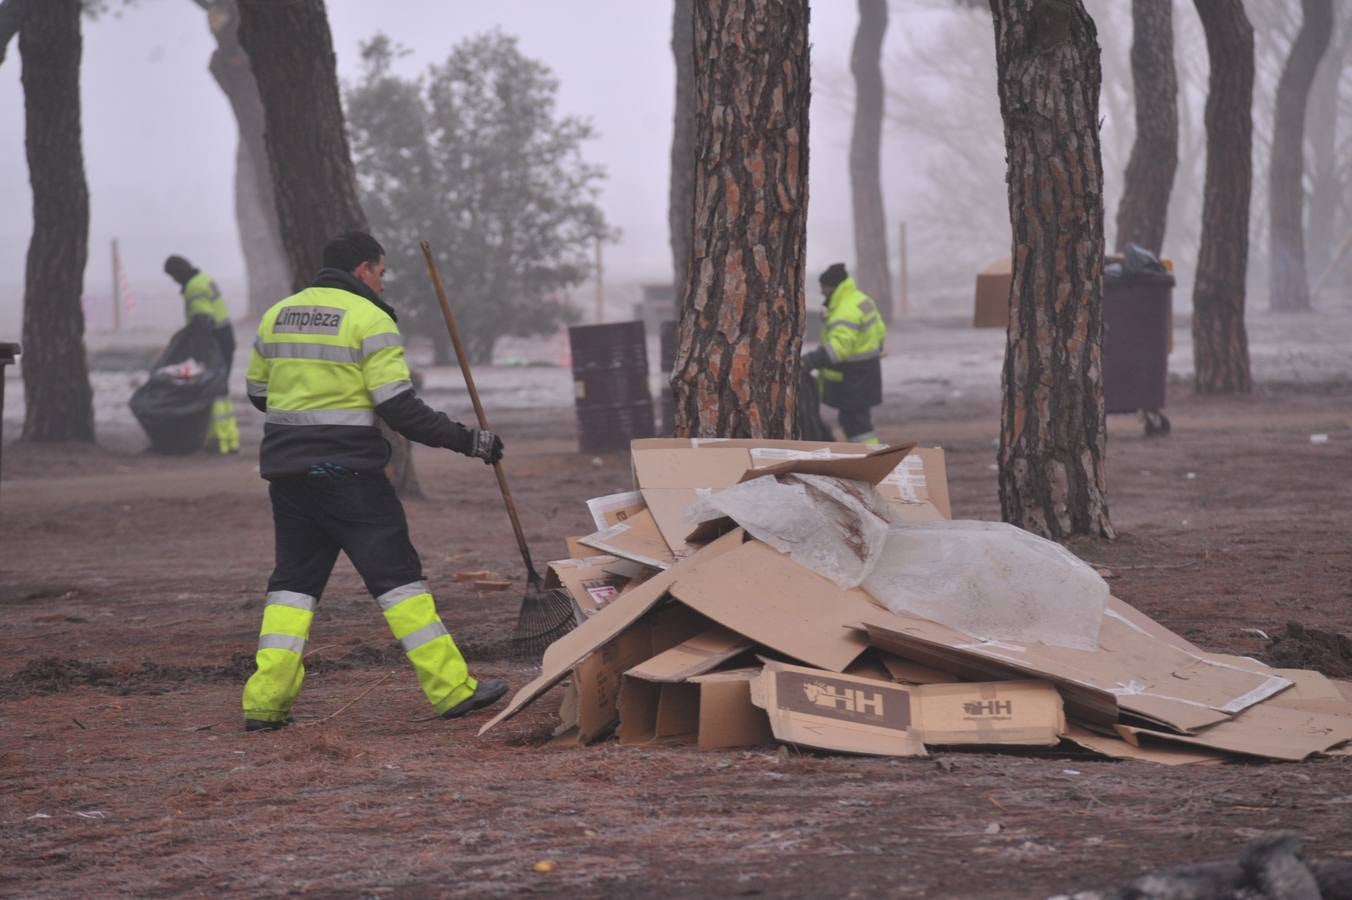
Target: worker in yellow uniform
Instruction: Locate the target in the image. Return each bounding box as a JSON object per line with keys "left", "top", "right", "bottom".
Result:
{"left": 800, "top": 263, "right": 887, "bottom": 444}
{"left": 164, "top": 255, "right": 240, "bottom": 454}
{"left": 239, "top": 231, "right": 507, "bottom": 732}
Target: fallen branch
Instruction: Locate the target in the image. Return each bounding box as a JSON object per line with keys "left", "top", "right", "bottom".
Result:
{"left": 299, "top": 669, "right": 395, "bottom": 727}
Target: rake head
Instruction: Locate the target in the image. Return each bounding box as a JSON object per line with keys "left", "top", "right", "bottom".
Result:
{"left": 509, "top": 585, "right": 580, "bottom": 662}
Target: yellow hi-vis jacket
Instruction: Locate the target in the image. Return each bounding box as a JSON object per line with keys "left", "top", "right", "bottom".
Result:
{"left": 817, "top": 277, "right": 885, "bottom": 408}
{"left": 183, "top": 271, "right": 230, "bottom": 326}
{"left": 246, "top": 282, "right": 415, "bottom": 478}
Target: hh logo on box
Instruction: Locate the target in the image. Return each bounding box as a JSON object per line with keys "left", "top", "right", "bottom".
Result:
{"left": 777, "top": 670, "right": 912, "bottom": 729}
{"left": 963, "top": 699, "right": 1013, "bottom": 718}
{"left": 274, "top": 306, "right": 345, "bottom": 335}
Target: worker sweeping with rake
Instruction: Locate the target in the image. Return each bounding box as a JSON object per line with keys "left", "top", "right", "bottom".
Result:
{"left": 239, "top": 231, "right": 508, "bottom": 732}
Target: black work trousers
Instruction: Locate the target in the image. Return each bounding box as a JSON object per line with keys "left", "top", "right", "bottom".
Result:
{"left": 267, "top": 472, "right": 423, "bottom": 600}
{"left": 836, "top": 405, "right": 876, "bottom": 442}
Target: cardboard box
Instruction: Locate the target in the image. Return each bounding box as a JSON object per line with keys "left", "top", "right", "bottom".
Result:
{"left": 618, "top": 668, "right": 772, "bottom": 750}
{"left": 545, "top": 554, "right": 630, "bottom": 615}
{"left": 628, "top": 439, "right": 952, "bottom": 555}
{"left": 1115, "top": 699, "right": 1352, "bottom": 762}
{"left": 479, "top": 529, "right": 746, "bottom": 736}
{"left": 667, "top": 540, "right": 875, "bottom": 673}
{"left": 751, "top": 660, "right": 1064, "bottom": 756}
{"left": 973, "top": 257, "right": 1010, "bottom": 328}
{"left": 578, "top": 507, "right": 676, "bottom": 570}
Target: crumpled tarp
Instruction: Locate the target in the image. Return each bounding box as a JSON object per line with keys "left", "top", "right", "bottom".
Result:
{"left": 861, "top": 520, "right": 1107, "bottom": 651}
{"left": 687, "top": 473, "right": 893, "bottom": 588}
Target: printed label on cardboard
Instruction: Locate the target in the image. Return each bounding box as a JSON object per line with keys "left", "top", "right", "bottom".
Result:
{"left": 775, "top": 670, "right": 912, "bottom": 730}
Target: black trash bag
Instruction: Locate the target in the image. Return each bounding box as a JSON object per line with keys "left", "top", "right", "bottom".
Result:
{"left": 796, "top": 367, "right": 836, "bottom": 442}
{"left": 129, "top": 317, "right": 228, "bottom": 454}
{"left": 1105, "top": 243, "right": 1175, "bottom": 285}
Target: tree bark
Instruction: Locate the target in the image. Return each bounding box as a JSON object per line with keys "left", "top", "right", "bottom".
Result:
{"left": 1114, "top": 0, "right": 1178, "bottom": 255}
{"left": 671, "top": 0, "right": 809, "bottom": 439}
{"left": 205, "top": 0, "right": 290, "bottom": 318}
{"left": 237, "top": 0, "right": 420, "bottom": 495}
{"left": 1267, "top": 0, "right": 1333, "bottom": 312}
{"left": 990, "top": 0, "right": 1114, "bottom": 540}
{"left": 849, "top": 0, "right": 893, "bottom": 321}
{"left": 236, "top": 0, "right": 367, "bottom": 291}
{"left": 8, "top": 0, "right": 95, "bottom": 442}
{"left": 1304, "top": 17, "right": 1344, "bottom": 282}
{"left": 668, "top": 0, "right": 697, "bottom": 316}
{"left": 1191, "top": 0, "right": 1254, "bottom": 394}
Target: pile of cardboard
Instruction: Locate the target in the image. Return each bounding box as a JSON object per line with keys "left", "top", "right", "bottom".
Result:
{"left": 481, "top": 439, "right": 1352, "bottom": 764}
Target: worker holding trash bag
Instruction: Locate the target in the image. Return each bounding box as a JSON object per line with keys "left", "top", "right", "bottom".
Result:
{"left": 239, "top": 230, "right": 507, "bottom": 732}
{"left": 800, "top": 263, "right": 887, "bottom": 444}
{"left": 164, "top": 255, "right": 240, "bottom": 454}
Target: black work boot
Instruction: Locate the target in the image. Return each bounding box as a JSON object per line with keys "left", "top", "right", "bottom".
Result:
{"left": 244, "top": 716, "right": 294, "bottom": 733}
{"left": 440, "top": 678, "right": 509, "bottom": 720}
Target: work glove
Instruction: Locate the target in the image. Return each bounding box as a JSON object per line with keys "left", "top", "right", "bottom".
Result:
{"left": 801, "top": 346, "right": 828, "bottom": 372}
{"left": 468, "top": 428, "right": 504, "bottom": 465}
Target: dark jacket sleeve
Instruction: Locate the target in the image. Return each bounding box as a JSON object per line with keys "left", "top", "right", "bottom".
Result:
{"left": 375, "top": 389, "right": 474, "bottom": 454}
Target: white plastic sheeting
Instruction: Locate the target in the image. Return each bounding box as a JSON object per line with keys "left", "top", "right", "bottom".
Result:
{"left": 693, "top": 474, "right": 893, "bottom": 588}
{"left": 861, "top": 520, "right": 1107, "bottom": 651}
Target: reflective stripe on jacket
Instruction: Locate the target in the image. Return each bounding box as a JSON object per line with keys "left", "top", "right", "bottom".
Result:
{"left": 819, "top": 277, "right": 886, "bottom": 384}
{"left": 183, "top": 272, "right": 230, "bottom": 326}
{"left": 246, "top": 285, "right": 415, "bottom": 478}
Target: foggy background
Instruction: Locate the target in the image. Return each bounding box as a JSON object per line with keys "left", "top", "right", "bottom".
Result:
{"left": 0, "top": 0, "right": 1338, "bottom": 339}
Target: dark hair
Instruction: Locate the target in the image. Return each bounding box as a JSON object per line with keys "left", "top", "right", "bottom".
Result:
{"left": 164, "top": 254, "right": 196, "bottom": 285}
{"left": 819, "top": 262, "right": 848, "bottom": 289}
{"left": 322, "top": 231, "right": 385, "bottom": 273}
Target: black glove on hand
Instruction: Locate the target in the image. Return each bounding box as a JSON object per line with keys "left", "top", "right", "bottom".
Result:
{"left": 468, "top": 429, "right": 504, "bottom": 465}
{"left": 801, "top": 346, "right": 828, "bottom": 372}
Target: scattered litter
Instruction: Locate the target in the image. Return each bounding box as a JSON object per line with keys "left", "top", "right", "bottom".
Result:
{"left": 453, "top": 570, "right": 494, "bottom": 582}
{"left": 476, "top": 438, "right": 1350, "bottom": 765}
{"left": 472, "top": 580, "right": 513, "bottom": 592}
{"left": 1185, "top": 472, "right": 1197, "bottom": 480}
{"left": 28, "top": 813, "right": 51, "bottom": 820}
{"left": 1310, "top": 433, "right": 1329, "bottom": 445}
{"left": 73, "top": 810, "right": 107, "bottom": 819}
{"left": 1062, "top": 770, "right": 1081, "bottom": 777}
{"left": 532, "top": 860, "right": 556, "bottom": 874}
{"left": 985, "top": 822, "right": 1002, "bottom": 834}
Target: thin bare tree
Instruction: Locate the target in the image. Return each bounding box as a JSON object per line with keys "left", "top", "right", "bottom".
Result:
{"left": 1, "top": 0, "right": 95, "bottom": 442}
{"left": 1268, "top": 0, "right": 1334, "bottom": 311}
{"left": 850, "top": 0, "right": 893, "bottom": 320}
{"left": 1114, "top": 0, "right": 1179, "bottom": 255}
{"left": 1191, "top": 0, "right": 1254, "bottom": 393}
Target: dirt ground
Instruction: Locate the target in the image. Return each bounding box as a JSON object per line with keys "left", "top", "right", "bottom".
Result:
{"left": 3, "top": 365, "right": 1352, "bottom": 897}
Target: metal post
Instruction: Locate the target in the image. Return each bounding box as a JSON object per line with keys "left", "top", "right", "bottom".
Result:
{"left": 594, "top": 235, "right": 604, "bottom": 324}
{"left": 111, "top": 239, "right": 122, "bottom": 331}
{"left": 898, "top": 221, "right": 909, "bottom": 317}
{"left": 0, "top": 342, "right": 20, "bottom": 506}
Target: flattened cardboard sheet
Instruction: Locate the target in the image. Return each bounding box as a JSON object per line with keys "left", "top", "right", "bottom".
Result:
{"left": 1062, "top": 724, "right": 1226, "bottom": 766}
{"left": 585, "top": 490, "right": 647, "bottom": 530}
{"left": 1116, "top": 700, "right": 1352, "bottom": 762}
{"left": 862, "top": 596, "right": 1291, "bottom": 733}
{"left": 626, "top": 625, "right": 754, "bottom": 683}
{"left": 578, "top": 508, "right": 676, "bottom": 570}
{"left": 546, "top": 555, "right": 630, "bottom": 614}
{"left": 478, "top": 529, "right": 744, "bottom": 736}
{"left": 667, "top": 540, "right": 873, "bottom": 673}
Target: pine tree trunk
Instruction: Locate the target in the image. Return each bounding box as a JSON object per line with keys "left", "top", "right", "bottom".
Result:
{"left": 236, "top": 0, "right": 420, "bottom": 495}
{"left": 849, "top": 0, "right": 893, "bottom": 321}
{"left": 1305, "top": 23, "right": 1344, "bottom": 282}
{"left": 14, "top": 0, "right": 95, "bottom": 443}
{"left": 207, "top": 0, "right": 289, "bottom": 319}
{"left": 1192, "top": 0, "right": 1254, "bottom": 394}
{"left": 668, "top": 0, "right": 696, "bottom": 315}
{"left": 1268, "top": 0, "right": 1333, "bottom": 312}
{"left": 1114, "top": 0, "right": 1178, "bottom": 255}
{"left": 236, "top": 0, "right": 367, "bottom": 291}
{"left": 990, "top": 0, "right": 1114, "bottom": 540}
{"left": 671, "top": 0, "right": 809, "bottom": 439}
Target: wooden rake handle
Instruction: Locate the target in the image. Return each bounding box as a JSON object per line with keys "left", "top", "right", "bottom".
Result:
{"left": 419, "top": 240, "right": 540, "bottom": 586}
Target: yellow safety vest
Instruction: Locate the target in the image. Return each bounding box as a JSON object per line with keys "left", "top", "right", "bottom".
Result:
{"left": 819, "top": 276, "right": 886, "bottom": 384}
{"left": 245, "top": 285, "right": 413, "bottom": 476}
{"left": 183, "top": 272, "right": 230, "bottom": 327}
